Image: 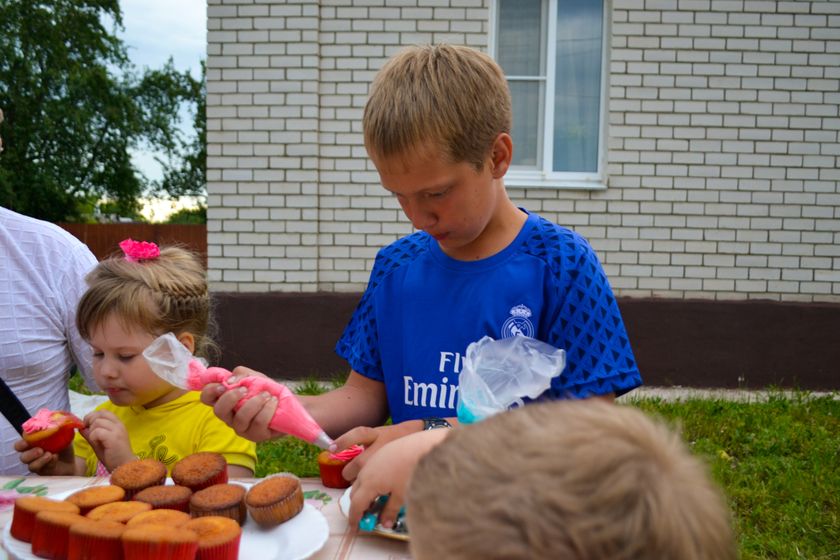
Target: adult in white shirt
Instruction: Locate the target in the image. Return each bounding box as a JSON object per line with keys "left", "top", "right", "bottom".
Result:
{"left": 0, "top": 110, "right": 100, "bottom": 474}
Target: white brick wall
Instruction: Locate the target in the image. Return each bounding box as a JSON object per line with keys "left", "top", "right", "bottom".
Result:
{"left": 207, "top": 0, "right": 840, "bottom": 302}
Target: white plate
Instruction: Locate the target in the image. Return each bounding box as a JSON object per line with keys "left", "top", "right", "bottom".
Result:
{"left": 339, "top": 487, "right": 410, "bottom": 542}
{"left": 3, "top": 482, "right": 328, "bottom": 560}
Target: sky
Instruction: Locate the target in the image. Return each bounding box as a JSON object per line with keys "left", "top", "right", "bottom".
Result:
{"left": 117, "top": 0, "right": 207, "bottom": 219}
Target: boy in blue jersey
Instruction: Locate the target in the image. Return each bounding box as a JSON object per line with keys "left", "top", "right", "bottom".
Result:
{"left": 202, "top": 44, "right": 642, "bottom": 478}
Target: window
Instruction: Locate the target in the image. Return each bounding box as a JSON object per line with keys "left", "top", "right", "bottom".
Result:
{"left": 491, "top": 0, "right": 608, "bottom": 189}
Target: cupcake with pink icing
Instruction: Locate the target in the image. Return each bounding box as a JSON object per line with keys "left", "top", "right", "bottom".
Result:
{"left": 317, "top": 445, "right": 364, "bottom": 489}
{"left": 21, "top": 408, "right": 84, "bottom": 453}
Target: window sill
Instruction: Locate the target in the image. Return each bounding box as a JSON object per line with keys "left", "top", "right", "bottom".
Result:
{"left": 505, "top": 171, "right": 607, "bottom": 190}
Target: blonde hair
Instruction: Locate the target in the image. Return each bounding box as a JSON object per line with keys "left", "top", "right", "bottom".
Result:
{"left": 363, "top": 44, "right": 512, "bottom": 170}
{"left": 76, "top": 245, "right": 216, "bottom": 358}
{"left": 408, "top": 400, "right": 737, "bottom": 560}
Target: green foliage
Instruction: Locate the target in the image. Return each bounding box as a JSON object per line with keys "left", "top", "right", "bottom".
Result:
{"left": 258, "top": 390, "right": 839, "bottom": 558}
{"left": 0, "top": 0, "right": 205, "bottom": 222}
{"left": 629, "top": 393, "right": 840, "bottom": 560}
{"left": 165, "top": 206, "right": 206, "bottom": 224}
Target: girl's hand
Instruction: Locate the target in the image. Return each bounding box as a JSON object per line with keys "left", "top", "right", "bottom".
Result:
{"left": 81, "top": 410, "right": 135, "bottom": 471}
{"left": 14, "top": 437, "right": 78, "bottom": 476}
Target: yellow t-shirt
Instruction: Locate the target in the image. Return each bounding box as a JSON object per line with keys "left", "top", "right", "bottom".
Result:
{"left": 73, "top": 391, "right": 256, "bottom": 476}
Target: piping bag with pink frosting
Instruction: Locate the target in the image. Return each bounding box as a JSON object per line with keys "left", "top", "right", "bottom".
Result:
{"left": 142, "top": 332, "right": 334, "bottom": 450}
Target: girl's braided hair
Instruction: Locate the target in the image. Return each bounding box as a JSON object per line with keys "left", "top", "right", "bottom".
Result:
{"left": 76, "top": 244, "right": 217, "bottom": 359}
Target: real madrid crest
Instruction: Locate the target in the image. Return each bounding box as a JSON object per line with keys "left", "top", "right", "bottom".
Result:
{"left": 501, "top": 304, "right": 534, "bottom": 338}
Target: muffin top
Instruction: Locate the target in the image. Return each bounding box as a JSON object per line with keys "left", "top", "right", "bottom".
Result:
{"left": 110, "top": 458, "right": 167, "bottom": 490}
{"left": 190, "top": 483, "right": 246, "bottom": 510}
{"left": 69, "top": 519, "right": 126, "bottom": 539}
{"left": 86, "top": 500, "right": 151, "bottom": 523}
{"left": 172, "top": 452, "right": 227, "bottom": 483}
{"left": 122, "top": 524, "right": 199, "bottom": 545}
{"left": 65, "top": 485, "right": 126, "bottom": 509}
{"left": 16, "top": 496, "right": 80, "bottom": 515}
{"left": 33, "top": 510, "right": 88, "bottom": 528}
{"left": 183, "top": 516, "right": 242, "bottom": 547}
{"left": 245, "top": 475, "right": 301, "bottom": 508}
{"left": 126, "top": 509, "right": 191, "bottom": 527}
{"left": 133, "top": 484, "right": 192, "bottom": 505}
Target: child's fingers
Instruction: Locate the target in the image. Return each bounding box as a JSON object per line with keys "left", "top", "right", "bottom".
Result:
{"left": 377, "top": 493, "right": 405, "bottom": 530}
{"left": 24, "top": 450, "right": 56, "bottom": 473}
{"left": 347, "top": 482, "right": 379, "bottom": 527}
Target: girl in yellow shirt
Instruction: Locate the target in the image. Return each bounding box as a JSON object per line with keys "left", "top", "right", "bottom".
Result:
{"left": 16, "top": 239, "right": 256, "bottom": 477}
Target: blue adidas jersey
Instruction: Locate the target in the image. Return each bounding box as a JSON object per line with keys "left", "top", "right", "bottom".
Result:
{"left": 335, "top": 211, "right": 642, "bottom": 424}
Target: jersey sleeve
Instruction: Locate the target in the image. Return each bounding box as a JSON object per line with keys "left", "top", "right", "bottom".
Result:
{"left": 543, "top": 229, "right": 642, "bottom": 398}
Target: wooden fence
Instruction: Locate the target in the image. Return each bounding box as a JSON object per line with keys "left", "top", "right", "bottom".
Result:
{"left": 59, "top": 223, "right": 207, "bottom": 263}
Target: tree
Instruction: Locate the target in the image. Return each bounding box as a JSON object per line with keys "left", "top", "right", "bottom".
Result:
{"left": 0, "top": 0, "right": 205, "bottom": 222}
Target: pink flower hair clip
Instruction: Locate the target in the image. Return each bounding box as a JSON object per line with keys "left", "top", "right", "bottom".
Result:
{"left": 119, "top": 238, "right": 160, "bottom": 262}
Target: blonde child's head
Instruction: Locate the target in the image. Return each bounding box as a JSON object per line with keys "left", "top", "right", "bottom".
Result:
{"left": 76, "top": 241, "right": 215, "bottom": 358}
{"left": 407, "top": 400, "right": 737, "bottom": 560}
{"left": 363, "top": 43, "right": 512, "bottom": 171}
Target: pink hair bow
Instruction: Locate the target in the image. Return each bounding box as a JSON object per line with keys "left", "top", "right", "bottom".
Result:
{"left": 119, "top": 238, "right": 160, "bottom": 262}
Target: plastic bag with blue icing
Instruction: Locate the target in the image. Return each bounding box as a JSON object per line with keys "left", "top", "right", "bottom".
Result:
{"left": 456, "top": 335, "right": 566, "bottom": 424}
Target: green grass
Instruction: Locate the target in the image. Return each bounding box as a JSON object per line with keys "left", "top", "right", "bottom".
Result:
{"left": 630, "top": 393, "right": 840, "bottom": 560}
{"left": 70, "top": 372, "right": 840, "bottom": 557}
{"left": 259, "top": 386, "right": 839, "bottom": 560}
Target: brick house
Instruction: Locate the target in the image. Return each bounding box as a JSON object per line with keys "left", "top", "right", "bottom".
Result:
{"left": 205, "top": 0, "right": 839, "bottom": 388}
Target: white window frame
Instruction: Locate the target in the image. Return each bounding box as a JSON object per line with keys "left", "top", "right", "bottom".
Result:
{"left": 489, "top": 0, "right": 610, "bottom": 190}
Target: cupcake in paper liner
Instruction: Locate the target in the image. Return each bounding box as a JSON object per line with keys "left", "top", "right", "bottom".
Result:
{"left": 121, "top": 524, "right": 199, "bottom": 560}
{"left": 183, "top": 516, "right": 242, "bottom": 560}
{"left": 245, "top": 473, "right": 304, "bottom": 527}
{"left": 68, "top": 519, "right": 126, "bottom": 560}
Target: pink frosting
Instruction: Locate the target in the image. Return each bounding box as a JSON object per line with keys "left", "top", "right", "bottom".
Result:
{"left": 187, "top": 359, "right": 325, "bottom": 443}
{"left": 22, "top": 408, "right": 59, "bottom": 434}
{"left": 329, "top": 445, "right": 364, "bottom": 462}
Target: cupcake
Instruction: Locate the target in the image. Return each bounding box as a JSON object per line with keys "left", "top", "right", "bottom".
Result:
{"left": 245, "top": 474, "right": 304, "bottom": 527}
{"left": 171, "top": 452, "right": 228, "bottom": 492}
{"left": 317, "top": 445, "right": 363, "bottom": 489}
{"left": 109, "top": 458, "right": 167, "bottom": 499}
{"left": 121, "top": 524, "right": 199, "bottom": 560}
{"left": 21, "top": 408, "right": 84, "bottom": 453}
{"left": 126, "top": 508, "right": 191, "bottom": 528}
{"left": 31, "top": 510, "right": 88, "bottom": 560}
{"left": 86, "top": 500, "right": 152, "bottom": 523}
{"left": 10, "top": 496, "right": 80, "bottom": 543}
{"left": 68, "top": 520, "right": 126, "bottom": 560}
{"left": 133, "top": 484, "right": 193, "bottom": 512}
{"left": 190, "top": 483, "right": 247, "bottom": 525}
{"left": 65, "top": 485, "right": 126, "bottom": 515}
{"left": 183, "top": 516, "right": 242, "bottom": 560}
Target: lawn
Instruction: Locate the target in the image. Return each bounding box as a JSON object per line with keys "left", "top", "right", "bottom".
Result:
{"left": 70, "top": 373, "right": 838, "bottom": 558}
{"left": 259, "top": 387, "right": 840, "bottom": 560}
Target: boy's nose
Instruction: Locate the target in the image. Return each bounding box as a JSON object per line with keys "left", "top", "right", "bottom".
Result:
{"left": 404, "top": 201, "right": 437, "bottom": 231}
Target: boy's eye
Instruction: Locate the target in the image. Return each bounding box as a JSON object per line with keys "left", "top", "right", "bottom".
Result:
{"left": 119, "top": 355, "right": 135, "bottom": 362}
{"left": 427, "top": 188, "right": 450, "bottom": 198}
{"left": 92, "top": 352, "right": 104, "bottom": 359}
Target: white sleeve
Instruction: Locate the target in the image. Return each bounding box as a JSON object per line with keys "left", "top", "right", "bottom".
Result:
{"left": 59, "top": 242, "right": 99, "bottom": 391}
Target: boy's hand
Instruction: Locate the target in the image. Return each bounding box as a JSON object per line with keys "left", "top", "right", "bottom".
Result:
{"left": 14, "top": 437, "right": 77, "bottom": 476}
{"left": 200, "top": 366, "right": 280, "bottom": 442}
{"left": 333, "top": 420, "right": 423, "bottom": 482}
{"left": 81, "top": 410, "right": 135, "bottom": 471}
{"left": 348, "top": 429, "right": 451, "bottom": 529}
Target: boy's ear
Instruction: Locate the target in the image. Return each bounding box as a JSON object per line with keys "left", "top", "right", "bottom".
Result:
{"left": 176, "top": 332, "right": 196, "bottom": 355}
{"left": 490, "top": 133, "right": 513, "bottom": 178}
